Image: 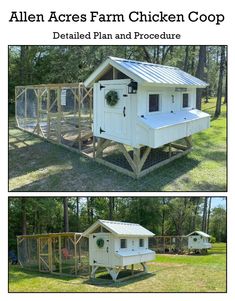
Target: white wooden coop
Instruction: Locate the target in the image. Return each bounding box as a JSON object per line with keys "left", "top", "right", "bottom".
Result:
{"left": 187, "top": 231, "right": 211, "bottom": 253}
{"left": 84, "top": 56, "right": 210, "bottom": 178}
{"left": 83, "top": 219, "right": 155, "bottom": 281}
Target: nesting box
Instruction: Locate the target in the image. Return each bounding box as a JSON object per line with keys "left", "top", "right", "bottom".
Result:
{"left": 83, "top": 219, "right": 155, "bottom": 281}
{"left": 187, "top": 231, "right": 212, "bottom": 252}
{"left": 84, "top": 56, "right": 210, "bottom": 149}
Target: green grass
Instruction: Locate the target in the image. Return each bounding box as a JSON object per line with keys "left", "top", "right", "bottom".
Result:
{"left": 9, "top": 243, "right": 226, "bottom": 292}
{"left": 9, "top": 98, "right": 226, "bottom": 191}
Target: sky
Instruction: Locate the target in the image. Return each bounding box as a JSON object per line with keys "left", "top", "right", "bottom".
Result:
{"left": 211, "top": 197, "right": 226, "bottom": 209}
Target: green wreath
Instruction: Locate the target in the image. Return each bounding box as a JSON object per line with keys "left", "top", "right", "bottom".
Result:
{"left": 96, "top": 238, "right": 105, "bottom": 248}
{"left": 105, "top": 90, "right": 119, "bottom": 106}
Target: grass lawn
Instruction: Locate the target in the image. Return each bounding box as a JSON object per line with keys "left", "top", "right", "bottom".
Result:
{"left": 9, "top": 98, "right": 226, "bottom": 191}
{"left": 9, "top": 243, "right": 226, "bottom": 292}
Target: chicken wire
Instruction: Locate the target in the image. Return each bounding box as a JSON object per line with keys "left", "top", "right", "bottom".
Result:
{"left": 15, "top": 84, "right": 93, "bottom": 151}
{"left": 149, "top": 236, "right": 188, "bottom": 254}
{"left": 17, "top": 233, "right": 89, "bottom": 276}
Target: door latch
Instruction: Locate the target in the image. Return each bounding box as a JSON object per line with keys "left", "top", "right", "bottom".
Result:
{"left": 100, "top": 127, "right": 106, "bottom": 134}
{"left": 123, "top": 106, "right": 126, "bottom": 117}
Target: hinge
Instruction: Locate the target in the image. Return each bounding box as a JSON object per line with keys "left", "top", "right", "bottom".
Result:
{"left": 100, "top": 84, "right": 105, "bottom": 90}
{"left": 100, "top": 127, "right": 106, "bottom": 134}
{"left": 93, "top": 235, "right": 96, "bottom": 238}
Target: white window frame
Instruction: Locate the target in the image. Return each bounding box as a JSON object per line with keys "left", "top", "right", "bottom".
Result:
{"left": 120, "top": 238, "right": 127, "bottom": 249}
{"left": 139, "top": 238, "right": 144, "bottom": 247}
{"left": 181, "top": 93, "right": 191, "bottom": 110}
{"left": 147, "top": 92, "right": 162, "bottom": 114}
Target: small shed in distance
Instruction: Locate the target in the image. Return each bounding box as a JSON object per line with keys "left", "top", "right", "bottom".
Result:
{"left": 187, "top": 231, "right": 212, "bottom": 252}
{"left": 83, "top": 219, "right": 155, "bottom": 281}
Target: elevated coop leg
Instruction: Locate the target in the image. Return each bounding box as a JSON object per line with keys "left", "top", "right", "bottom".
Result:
{"left": 94, "top": 136, "right": 193, "bottom": 179}
{"left": 105, "top": 267, "right": 121, "bottom": 281}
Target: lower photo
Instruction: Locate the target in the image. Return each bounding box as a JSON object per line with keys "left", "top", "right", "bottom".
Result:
{"left": 8, "top": 196, "right": 227, "bottom": 293}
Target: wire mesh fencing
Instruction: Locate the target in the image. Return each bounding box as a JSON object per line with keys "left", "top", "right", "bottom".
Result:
{"left": 15, "top": 84, "right": 93, "bottom": 152}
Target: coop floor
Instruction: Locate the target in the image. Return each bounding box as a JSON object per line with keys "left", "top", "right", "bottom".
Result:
{"left": 9, "top": 100, "right": 226, "bottom": 192}
{"left": 8, "top": 243, "right": 226, "bottom": 292}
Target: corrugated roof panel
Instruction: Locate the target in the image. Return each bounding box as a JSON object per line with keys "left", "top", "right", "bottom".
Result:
{"left": 111, "top": 57, "right": 208, "bottom": 86}
{"left": 187, "top": 231, "right": 211, "bottom": 238}
{"left": 99, "top": 220, "right": 155, "bottom": 236}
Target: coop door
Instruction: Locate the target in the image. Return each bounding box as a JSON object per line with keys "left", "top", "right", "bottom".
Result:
{"left": 91, "top": 233, "right": 110, "bottom": 266}
{"left": 98, "top": 84, "right": 131, "bottom": 144}
{"left": 39, "top": 238, "right": 52, "bottom": 272}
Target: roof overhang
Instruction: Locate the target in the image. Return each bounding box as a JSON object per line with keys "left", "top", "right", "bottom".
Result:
{"left": 84, "top": 57, "right": 144, "bottom": 87}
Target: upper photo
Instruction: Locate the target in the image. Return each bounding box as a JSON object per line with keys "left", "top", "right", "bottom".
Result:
{"left": 8, "top": 45, "right": 227, "bottom": 192}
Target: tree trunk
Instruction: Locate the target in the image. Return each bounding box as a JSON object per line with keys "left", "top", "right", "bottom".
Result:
{"left": 21, "top": 199, "right": 27, "bottom": 235}
{"left": 207, "top": 197, "right": 212, "bottom": 233}
{"left": 63, "top": 198, "right": 69, "bottom": 232}
{"left": 192, "top": 197, "right": 200, "bottom": 231}
{"left": 196, "top": 46, "right": 207, "bottom": 110}
{"left": 183, "top": 46, "right": 189, "bottom": 72}
{"left": 76, "top": 197, "right": 80, "bottom": 231}
{"left": 108, "top": 197, "right": 115, "bottom": 220}
{"left": 215, "top": 46, "right": 225, "bottom": 117}
{"left": 201, "top": 198, "right": 208, "bottom": 232}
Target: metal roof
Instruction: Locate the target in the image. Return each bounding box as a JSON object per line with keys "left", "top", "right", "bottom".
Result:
{"left": 187, "top": 231, "right": 211, "bottom": 238}
{"left": 84, "top": 56, "right": 208, "bottom": 87}
{"left": 83, "top": 219, "right": 155, "bottom": 237}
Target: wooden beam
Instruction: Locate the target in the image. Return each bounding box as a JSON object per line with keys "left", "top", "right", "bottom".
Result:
{"left": 118, "top": 144, "right": 136, "bottom": 173}
{"left": 138, "top": 147, "right": 151, "bottom": 172}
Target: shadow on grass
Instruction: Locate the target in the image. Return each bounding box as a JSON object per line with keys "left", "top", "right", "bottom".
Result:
{"left": 9, "top": 127, "right": 203, "bottom": 192}
{"left": 83, "top": 271, "right": 155, "bottom": 288}
{"left": 9, "top": 265, "right": 80, "bottom": 284}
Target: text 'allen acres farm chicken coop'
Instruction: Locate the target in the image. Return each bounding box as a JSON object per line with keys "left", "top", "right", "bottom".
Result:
{"left": 15, "top": 56, "right": 210, "bottom": 178}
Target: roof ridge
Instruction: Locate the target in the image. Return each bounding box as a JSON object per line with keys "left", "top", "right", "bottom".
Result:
{"left": 109, "top": 56, "right": 179, "bottom": 69}
{"left": 99, "top": 219, "right": 139, "bottom": 226}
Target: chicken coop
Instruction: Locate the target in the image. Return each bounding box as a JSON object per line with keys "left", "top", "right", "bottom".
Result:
{"left": 16, "top": 232, "right": 89, "bottom": 276}
{"left": 187, "top": 231, "right": 212, "bottom": 253}
{"left": 15, "top": 83, "right": 93, "bottom": 153}
{"left": 83, "top": 219, "right": 156, "bottom": 281}
{"left": 15, "top": 56, "right": 210, "bottom": 178}
{"left": 149, "top": 231, "right": 212, "bottom": 254}
{"left": 84, "top": 56, "right": 210, "bottom": 178}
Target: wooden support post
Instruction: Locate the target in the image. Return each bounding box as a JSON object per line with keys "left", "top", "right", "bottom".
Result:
{"left": 57, "top": 88, "right": 61, "bottom": 143}
{"left": 38, "top": 238, "right": 41, "bottom": 271}
{"left": 185, "top": 136, "right": 193, "bottom": 148}
{"left": 36, "top": 89, "right": 40, "bottom": 135}
{"left": 24, "top": 88, "right": 27, "bottom": 128}
{"left": 131, "top": 264, "right": 134, "bottom": 275}
{"left": 78, "top": 84, "right": 82, "bottom": 151}
{"left": 169, "top": 143, "right": 172, "bottom": 158}
{"left": 48, "top": 238, "right": 52, "bottom": 272}
{"left": 59, "top": 235, "right": 62, "bottom": 274}
{"left": 89, "top": 88, "right": 93, "bottom": 127}
{"left": 47, "top": 89, "right": 51, "bottom": 139}
{"left": 74, "top": 234, "right": 78, "bottom": 276}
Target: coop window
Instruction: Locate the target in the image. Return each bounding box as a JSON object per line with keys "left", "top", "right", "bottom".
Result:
{"left": 120, "top": 239, "right": 127, "bottom": 249}
{"left": 182, "top": 93, "right": 189, "bottom": 108}
{"left": 149, "top": 94, "right": 160, "bottom": 112}
{"left": 139, "top": 239, "right": 144, "bottom": 247}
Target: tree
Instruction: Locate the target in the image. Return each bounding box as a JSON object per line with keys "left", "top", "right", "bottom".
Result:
{"left": 195, "top": 46, "right": 207, "bottom": 109}
{"left": 201, "top": 197, "right": 208, "bottom": 232}
{"left": 207, "top": 197, "right": 212, "bottom": 233}
{"left": 108, "top": 197, "right": 115, "bottom": 220}
{"left": 215, "top": 46, "right": 226, "bottom": 117}
{"left": 63, "top": 198, "right": 69, "bottom": 232}
{"left": 21, "top": 198, "right": 27, "bottom": 235}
